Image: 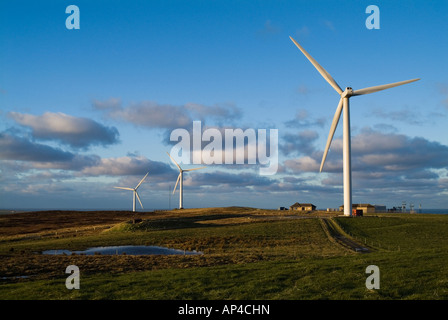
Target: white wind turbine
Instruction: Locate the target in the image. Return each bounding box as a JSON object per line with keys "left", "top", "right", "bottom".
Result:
{"left": 114, "top": 172, "right": 149, "bottom": 212}
{"left": 166, "top": 152, "right": 206, "bottom": 209}
{"left": 289, "top": 36, "right": 420, "bottom": 216}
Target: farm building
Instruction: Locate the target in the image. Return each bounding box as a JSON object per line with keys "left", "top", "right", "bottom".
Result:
{"left": 374, "top": 205, "right": 387, "bottom": 212}
{"left": 290, "top": 202, "right": 316, "bottom": 212}
{"left": 339, "top": 203, "right": 375, "bottom": 213}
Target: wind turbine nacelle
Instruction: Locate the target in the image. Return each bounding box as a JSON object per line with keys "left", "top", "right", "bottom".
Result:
{"left": 342, "top": 87, "right": 354, "bottom": 98}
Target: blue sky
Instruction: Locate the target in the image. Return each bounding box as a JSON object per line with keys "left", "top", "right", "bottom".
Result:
{"left": 1, "top": 0, "right": 448, "bottom": 210}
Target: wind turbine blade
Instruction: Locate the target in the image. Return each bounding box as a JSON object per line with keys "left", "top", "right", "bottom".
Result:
{"left": 135, "top": 172, "right": 149, "bottom": 189}
{"left": 166, "top": 152, "right": 182, "bottom": 171}
{"left": 173, "top": 173, "right": 181, "bottom": 194}
{"left": 135, "top": 191, "right": 143, "bottom": 209}
{"left": 114, "top": 187, "right": 134, "bottom": 191}
{"left": 352, "top": 78, "right": 420, "bottom": 96}
{"left": 289, "top": 36, "right": 343, "bottom": 95}
{"left": 183, "top": 166, "right": 207, "bottom": 172}
{"left": 320, "top": 97, "right": 344, "bottom": 173}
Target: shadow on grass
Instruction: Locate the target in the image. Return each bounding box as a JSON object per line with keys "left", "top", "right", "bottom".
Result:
{"left": 126, "top": 213, "right": 252, "bottom": 231}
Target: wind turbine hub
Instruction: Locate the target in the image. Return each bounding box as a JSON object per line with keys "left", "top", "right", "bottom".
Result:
{"left": 341, "top": 87, "right": 354, "bottom": 98}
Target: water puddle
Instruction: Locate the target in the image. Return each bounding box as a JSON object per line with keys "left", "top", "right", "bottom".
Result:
{"left": 42, "top": 245, "right": 202, "bottom": 256}
{"left": 1, "top": 275, "right": 31, "bottom": 280}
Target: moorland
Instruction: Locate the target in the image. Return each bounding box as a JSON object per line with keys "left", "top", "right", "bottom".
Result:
{"left": 1, "top": 207, "right": 447, "bottom": 300}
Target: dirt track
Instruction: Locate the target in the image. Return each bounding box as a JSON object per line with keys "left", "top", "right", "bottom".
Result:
{"left": 320, "top": 218, "right": 371, "bottom": 253}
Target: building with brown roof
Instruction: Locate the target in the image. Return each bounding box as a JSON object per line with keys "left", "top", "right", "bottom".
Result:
{"left": 290, "top": 202, "right": 316, "bottom": 212}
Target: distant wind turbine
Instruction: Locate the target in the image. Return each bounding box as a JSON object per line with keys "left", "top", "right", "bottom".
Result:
{"left": 114, "top": 172, "right": 149, "bottom": 212}
{"left": 166, "top": 152, "right": 206, "bottom": 209}
{"left": 289, "top": 36, "right": 420, "bottom": 216}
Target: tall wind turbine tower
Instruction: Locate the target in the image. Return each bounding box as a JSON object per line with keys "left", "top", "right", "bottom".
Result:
{"left": 166, "top": 152, "right": 206, "bottom": 209}
{"left": 114, "top": 172, "right": 149, "bottom": 212}
{"left": 289, "top": 36, "right": 419, "bottom": 216}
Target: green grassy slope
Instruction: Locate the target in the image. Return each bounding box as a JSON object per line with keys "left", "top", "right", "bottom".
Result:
{"left": 1, "top": 210, "right": 447, "bottom": 300}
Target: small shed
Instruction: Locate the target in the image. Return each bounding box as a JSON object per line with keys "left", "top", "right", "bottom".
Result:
{"left": 339, "top": 204, "right": 375, "bottom": 214}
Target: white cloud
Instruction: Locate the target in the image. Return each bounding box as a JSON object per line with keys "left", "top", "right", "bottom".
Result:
{"left": 284, "top": 156, "right": 320, "bottom": 173}
{"left": 80, "top": 156, "right": 175, "bottom": 177}
{"left": 8, "top": 111, "right": 119, "bottom": 149}
{"left": 258, "top": 20, "right": 281, "bottom": 36}
{"left": 0, "top": 132, "right": 74, "bottom": 162}
{"left": 279, "top": 130, "right": 319, "bottom": 156}
{"left": 288, "top": 128, "right": 448, "bottom": 174}
{"left": 93, "top": 99, "right": 242, "bottom": 129}
{"left": 285, "top": 109, "right": 326, "bottom": 128}
{"left": 295, "top": 26, "right": 310, "bottom": 38}
{"left": 322, "top": 20, "right": 335, "bottom": 31}
{"left": 92, "top": 97, "right": 122, "bottom": 111}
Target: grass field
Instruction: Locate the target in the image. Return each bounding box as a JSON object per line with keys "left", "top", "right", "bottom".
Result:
{"left": 1, "top": 207, "right": 447, "bottom": 300}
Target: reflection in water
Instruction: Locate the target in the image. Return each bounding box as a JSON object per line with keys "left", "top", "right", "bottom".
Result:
{"left": 42, "top": 245, "right": 202, "bottom": 256}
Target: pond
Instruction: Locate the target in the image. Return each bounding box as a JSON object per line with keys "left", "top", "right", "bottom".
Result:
{"left": 42, "top": 245, "right": 202, "bottom": 256}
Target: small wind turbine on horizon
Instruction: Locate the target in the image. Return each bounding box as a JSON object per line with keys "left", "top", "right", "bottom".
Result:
{"left": 114, "top": 172, "right": 149, "bottom": 212}
{"left": 289, "top": 36, "right": 420, "bottom": 217}
{"left": 166, "top": 152, "right": 206, "bottom": 209}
